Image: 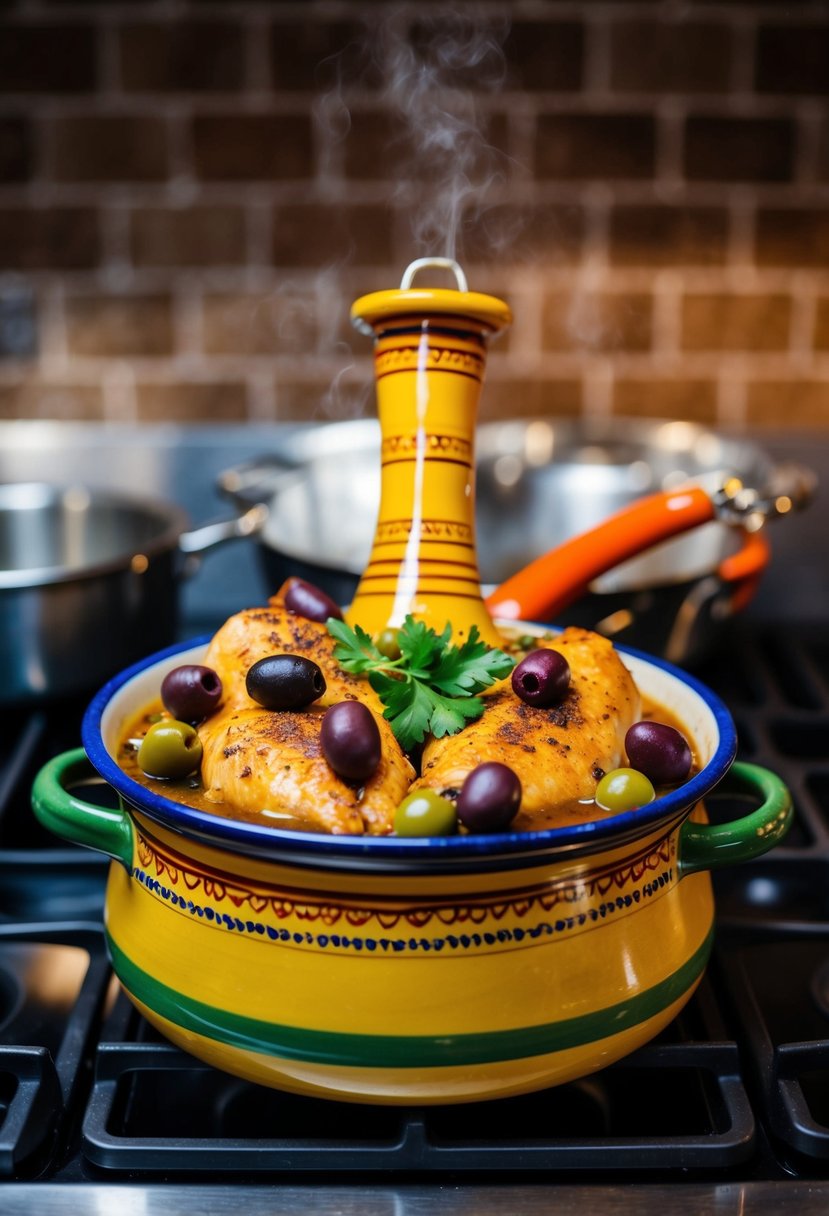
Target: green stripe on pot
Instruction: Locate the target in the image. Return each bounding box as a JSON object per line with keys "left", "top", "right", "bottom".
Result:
{"left": 107, "top": 929, "right": 713, "bottom": 1069}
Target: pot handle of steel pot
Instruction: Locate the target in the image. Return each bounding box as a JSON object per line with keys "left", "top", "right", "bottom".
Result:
{"left": 678, "top": 761, "right": 793, "bottom": 878}
{"left": 216, "top": 454, "right": 307, "bottom": 510}
{"left": 31, "top": 748, "right": 133, "bottom": 870}
{"left": 176, "top": 502, "right": 269, "bottom": 577}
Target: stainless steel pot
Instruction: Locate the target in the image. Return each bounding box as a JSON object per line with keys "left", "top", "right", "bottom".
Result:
{"left": 0, "top": 483, "right": 265, "bottom": 703}
{"left": 218, "top": 416, "right": 813, "bottom": 665}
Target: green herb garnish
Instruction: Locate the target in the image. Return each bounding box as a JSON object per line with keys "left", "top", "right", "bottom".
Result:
{"left": 326, "top": 615, "right": 515, "bottom": 752}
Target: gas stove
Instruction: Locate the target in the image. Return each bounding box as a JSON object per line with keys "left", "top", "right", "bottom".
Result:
{"left": 1, "top": 423, "right": 828, "bottom": 1213}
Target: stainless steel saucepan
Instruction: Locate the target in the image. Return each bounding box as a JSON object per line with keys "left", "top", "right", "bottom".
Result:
{"left": 219, "top": 416, "right": 815, "bottom": 664}
{"left": 0, "top": 483, "right": 266, "bottom": 703}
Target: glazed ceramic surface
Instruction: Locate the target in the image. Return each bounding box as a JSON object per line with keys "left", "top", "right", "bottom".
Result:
{"left": 30, "top": 262, "right": 792, "bottom": 1103}
{"left": 32, "top": 632, "right": 791, "bottom": 1104}
{"left": 347, "top": 275, "right": 511, "bottom": 647}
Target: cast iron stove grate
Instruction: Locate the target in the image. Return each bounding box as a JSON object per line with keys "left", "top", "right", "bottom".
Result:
{"left": 1, "top": 622, "right": 829, "bottom": 1182}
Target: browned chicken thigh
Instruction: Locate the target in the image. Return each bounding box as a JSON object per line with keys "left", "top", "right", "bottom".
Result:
{"left": 203, "top": 596, "right": 380, "bottom": 714}
{"left": 414, "top": 627, "right": 641, "bottom": 830}
{"left": 195, "top": 584, "right": 639, "bottom": 835}
{"left": 197, "top": 588, "right": 414, "bottom": 835}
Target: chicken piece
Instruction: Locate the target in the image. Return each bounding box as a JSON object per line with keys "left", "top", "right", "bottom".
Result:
{"left": 199, "top": 703, "right": 413, "bottom": 835}
{"left": 414, "top": 627, "right": 641, "bottom": 831}
{"left": 203, "top": 592, "right": 382, "bottom": 715}
{"left": 198, "top": 587, "right": 414, "bottom": 834}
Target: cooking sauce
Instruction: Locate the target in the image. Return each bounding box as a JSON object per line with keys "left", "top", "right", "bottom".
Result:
{"left": 117, "top": 632, "right": 701, "bottom": 835}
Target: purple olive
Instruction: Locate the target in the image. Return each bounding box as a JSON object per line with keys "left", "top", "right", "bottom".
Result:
{"left": 625, "top": 721, "right": 692, "bottom": 786}
{"left": 320, "top": 701, "right": 381, "bottom": 784}
{"left": 511, "top": 648, "right": 571, "bottom": 708}
{"left": 246, "top": 654, "right": 326, "bottom": 710}
{"left": 283, "top": 578, "right": 343, "bottom": 624}
{"left": 456, "top": 762, "right": 522, "bottom": 833}
{"left": 161, "top": 665, "right": 223, "bottom": 722}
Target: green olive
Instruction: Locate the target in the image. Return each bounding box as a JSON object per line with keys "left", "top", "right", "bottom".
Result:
{"left": 375, "top": 627, "right": 402, "bottom": 661}
{"left": 138, "top": 719, "right": 203, "bottom": 780}
{"left": 394, "top": 789, "right": 457, "bottom": 837}
{"left": 595, "top": 767, "right": 655, "bottom": 813}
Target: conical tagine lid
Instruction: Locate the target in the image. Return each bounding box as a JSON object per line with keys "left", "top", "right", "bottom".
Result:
{"left": 347, "top": 258, "right": 511, "bottom": 648}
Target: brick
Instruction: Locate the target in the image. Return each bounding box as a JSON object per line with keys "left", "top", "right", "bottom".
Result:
{"left": 0, "top": 117, "right": 32, "bottom": 182}
{"left": 684, "top": 116, "right": 795, "bottom": 183}
{"left": 479, "top": 377, "right": 582, "bottom": 421}
{"left": 498, "top": 21, "right": 584, "bottom": 91}
{"left": 136, "top": 381, "right": 248, "bottom": 422}
{"left": 270, "top": 20, "right": 379, "bottom": 91}
{"left": 746, "top": 380, "right": 829, "bottom": 429}
{"left": 815, "top": 299, "right": 829, "bottom": 351}
{"left": 203, "top": 291, "right": 319, "bottom": 356}
{"left": 756, "top": 25, "right": 829, "bottom": 96}
{"left": 271, "top": 203, "right": 393, "bottom": 267}
{"left": 463, "top": 203, "right": 585, "bottom": 265}
{"left": 51, "top": 116, "right": 168, "bottom": 182}
{"left": 817, "top": 117, "right": 829, "bottom": 183}
{"left": 755, "top": 209, "right": 829, "bottom": 267}
{"left": 273, "top": 375, "right": 374, "bottom": 421}
{"left": 535, "top": 114, "right": 655, "bottom": 180}
{"left": 192, "top": 114, "right": 313, "bottom": 181}
{"left": 0, "top": 24, "right": 96, "bottom": 93}
{"left": 65, "top": 294, "right": 174, "bottom": 357}
{"left": 131, "top": 207, "right": 246, "bottom": 267}
{"left": 612, "top": 377, "right": 718, "bottom": 423}
{"left": 610, "top": 205, "right": 728, "bottom": 266}
{"left": 327, "top": 268, "right": 400, "bottom": 348}
{"left": 343, "top": 109, "right": 509, "bottom": 183}
{"left": 681, "top": 292, "right": 791, "bottom": 352}
{"left": 542, "top": 290, "right": 652, "bottom": 353}
{"left": 0, "top": 380, "right": 103, "bottom": 421}
{"left": 0, "top": 208, "right": 100, "bottom": 270}
{"left": 119, "top": 22, "right": 244, "bottom": 92}
{"left": 342, "top": 112, "right": 406, "bottom": 181}
{"left": 610, "top": 20, "right": 733, "bottom": 93}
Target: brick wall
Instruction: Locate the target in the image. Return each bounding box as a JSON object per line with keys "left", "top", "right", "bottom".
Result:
{"left": 0, "top": 0, "right": 827, "bottom": 430}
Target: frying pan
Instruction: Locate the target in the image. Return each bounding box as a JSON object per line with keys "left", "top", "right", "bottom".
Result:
{"left": 219, "top": 416, "right": 815, "bottom": 664}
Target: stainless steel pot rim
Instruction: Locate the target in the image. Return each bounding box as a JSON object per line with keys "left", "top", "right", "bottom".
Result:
{"left": 0, "top": 482, "right": 190, "bottom": 590}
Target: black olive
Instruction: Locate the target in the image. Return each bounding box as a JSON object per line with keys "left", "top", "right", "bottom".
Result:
{"left": 161, "top": 664, "right": 223, "bottom": 722}
{"left": 246, "top": 654, "right": 326, "bottom": 710}
{"left": 320, "top": 701, "right": 381, "bottom": 783}
{"left": 511, "top": 649, "right": 571, "bottom": 707}
{"left": 283, "top": 578, "right": 343, "bottom": 623}
{"left": 456, "top": 762, "right": 522, "bottom": 833}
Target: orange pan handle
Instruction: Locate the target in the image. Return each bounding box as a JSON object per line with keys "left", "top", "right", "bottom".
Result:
{"left": 719, "top": 528, "right": 771, "bottom": 614}
{"left": 486, "top": 485, "right": 717, "bottom": 623}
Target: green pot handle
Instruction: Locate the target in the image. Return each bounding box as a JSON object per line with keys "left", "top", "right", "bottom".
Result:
{"left": 679, "top": 761, "right": 793, "bottom": 878}
{"left": 31, "top": 747, "right": 134, "bottom": 870}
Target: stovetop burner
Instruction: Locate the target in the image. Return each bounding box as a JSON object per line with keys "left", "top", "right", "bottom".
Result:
{"left": 1, "top": 617, "right": 829, "bottom": 1207}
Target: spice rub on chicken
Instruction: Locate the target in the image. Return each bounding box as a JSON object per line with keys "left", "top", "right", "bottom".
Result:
{"left": 413, "top": 627, "right": 640, "bottom": 830}
{"left": 197, "top": 590, "right": 414, "bottom": 835}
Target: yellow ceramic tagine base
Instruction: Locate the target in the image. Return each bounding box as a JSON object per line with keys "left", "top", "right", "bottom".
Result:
{"left": 347, "top": 258, "right": 512, "bottom": 647}
{"left": 102, "top": 800, "right": 715, "bottom": 1105}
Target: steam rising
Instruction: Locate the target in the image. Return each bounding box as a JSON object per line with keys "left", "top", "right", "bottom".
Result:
{"left": 375, "top": 6, "right": 511, "bottom": 261}
{"left": 300, "top": 7, "right": 512, "bottom": 419}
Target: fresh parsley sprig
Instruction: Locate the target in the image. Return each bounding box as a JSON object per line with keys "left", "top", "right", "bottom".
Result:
{"left": 326, "top": 615, "right": 515, "bottom": 752}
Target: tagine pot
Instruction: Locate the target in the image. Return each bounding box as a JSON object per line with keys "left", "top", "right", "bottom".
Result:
{"left": 31, "top": 261, "right": 793, "bottom": 1105}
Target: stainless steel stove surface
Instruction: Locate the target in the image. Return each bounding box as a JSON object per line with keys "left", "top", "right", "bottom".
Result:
{"left": 1, "top": 423, "right": 828, "bottom": 1214}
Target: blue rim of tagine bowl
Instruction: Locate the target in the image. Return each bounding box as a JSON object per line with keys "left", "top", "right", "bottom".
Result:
{"left": 82, "top": 632, "right": 737, "bottom": 875}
